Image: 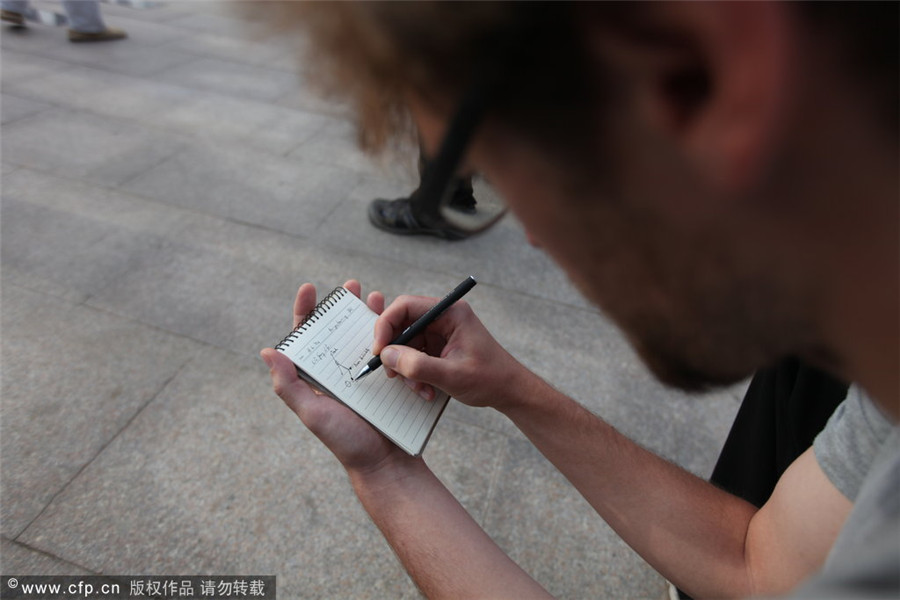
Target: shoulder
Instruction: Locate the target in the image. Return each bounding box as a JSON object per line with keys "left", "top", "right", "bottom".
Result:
{"left": 813, "top": 385, "right": 895, "bottom": 501}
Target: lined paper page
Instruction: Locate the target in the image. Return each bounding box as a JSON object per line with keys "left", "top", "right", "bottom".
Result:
{"left": 276, "top": 288, "right": 449, "bottom": 455}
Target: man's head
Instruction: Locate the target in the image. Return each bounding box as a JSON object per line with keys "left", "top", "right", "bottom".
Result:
{"left": 266, "top": 2, "right": 898, "bottom": 397}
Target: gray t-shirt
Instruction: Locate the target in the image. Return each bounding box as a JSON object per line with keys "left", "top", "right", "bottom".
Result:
{"left": 813, "top": 385, "right": 895, "bottom": 501}
{"left": 790, "top": 387, "right": 900, "bottom": 598}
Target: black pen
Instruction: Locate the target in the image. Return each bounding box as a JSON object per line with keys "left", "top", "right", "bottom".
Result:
{"left": 354, "top": 276, "right": 477, "bottom": 381}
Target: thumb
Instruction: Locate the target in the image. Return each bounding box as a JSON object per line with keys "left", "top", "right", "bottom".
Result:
{"left": 261, "top": 348, "right": 309, "bottom": 409}
{"left": 380, "top": 345, "right": 449, "bottom": 389}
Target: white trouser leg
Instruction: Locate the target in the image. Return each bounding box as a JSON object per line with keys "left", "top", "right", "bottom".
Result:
{"left": 1, "top": 1, "right": 30, "bottom": 14}
{"left": 61, "top": 0, "right": 104, "bottom": 33}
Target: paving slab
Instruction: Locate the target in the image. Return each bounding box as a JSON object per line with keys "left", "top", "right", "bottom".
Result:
{"left": 90, "top": 1, "right": 191, "bottom": 25}
{"left": 1, "top": 106, "right": 186, "bottom": 188}
{"left": 273, "top": 74, "right": 350, "bottom": 118}
{"left": 152, "top": 91, "right": 331, "bottom": 156}
{"left": 0, "top": 92, "right": 53, "bottom": 124}
{"left": 0, "top": 49, "right": 68, "bottom": 84}
{"left": 166, "top": 28, "right": 294, "bottom": 69}
{"left": 153, "top": 56, "right": 301, "bottom": 103}
{"left": 1, "top": 168, "right": 191, "bottom": 302}
{"left": 121, "top": 140, "right": 361, "bottom": 238}
{"left": 286, "top": 117, "right": 396, "bottom": 178}
{"left": 4, "top": 65, "right": 195, "bottom": 123}
{"left": 0, "top": 25, "right": 193, "bottom": 77}
{"left": 1, "top": 539, "right": 90, "bottom": 575}
{"left": 163, "top": 9, "right": 255, "bottom": 38}
{"left": 0, "top": 284, "right": 199, "bottom": 538}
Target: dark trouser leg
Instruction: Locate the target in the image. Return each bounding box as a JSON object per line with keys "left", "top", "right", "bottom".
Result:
{"left": 410, "top": 146, "right": 475, "bottom": 225}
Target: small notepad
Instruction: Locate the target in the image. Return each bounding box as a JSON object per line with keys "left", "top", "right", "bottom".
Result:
{"left": 274, "top": 287, "right": 450, "bottom": 456}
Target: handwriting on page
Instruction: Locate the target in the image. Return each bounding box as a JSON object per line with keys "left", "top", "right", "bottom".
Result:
{"left": 300, "top": 306, "right": 354, "bottom": 364}
{"left": 327, "top": 344, "right": 369, "bottom": 387}
{"left": 295, "top": 301, "right": 373, "bottom": 392}
{"left": 307, "top": 344, "right": 368, "bottom": 387}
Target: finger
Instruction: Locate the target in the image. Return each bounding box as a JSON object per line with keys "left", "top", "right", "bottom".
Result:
{"left": 367, "top": 290, "right": 385, "bottom": 315}
{"left": 419, "top": 300, "right": 473, "bottom": 339}
{"left": 261, "top": 348, "right": 342, "bottom": 433}
{"left": 343, "top": 279, "right": 362, "bottom": 298}
{"left": 261, "top": 348, "right": 311, "bottom": 413}
{"left": 293, "top": 283, "right": 318, "bottom": 329}
{"left": 380, "top": 329, "right": 429, "bottom": 381}
{"left": 380, "top": 345, "right": 448, "bottom": 393}
{"left": 373, "top": 295, "right": 440, "bottom": 354}
{"left": 399, "top": 374, "right": 437, "bottom": 401}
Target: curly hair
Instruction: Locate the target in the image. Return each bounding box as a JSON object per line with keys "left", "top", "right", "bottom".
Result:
{"left": 256, "top": 1, "right": 897, "bottom": 158}
{"left": 256, "top": 2, "right": 605, "bottom": 162}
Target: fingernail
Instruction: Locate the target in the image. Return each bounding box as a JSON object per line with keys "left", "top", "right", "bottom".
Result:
{"left": 381, "top": 347, "right": 399, "bottom": 368}
{"left": 260, "top": 351, "right": 274, "bottom": 368}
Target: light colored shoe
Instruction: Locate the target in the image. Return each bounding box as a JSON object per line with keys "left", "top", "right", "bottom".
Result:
{"left": 664, "top": 581, "right": 681, "bottom": 600}
{"left": 68, "top": 26, "right": 127, "bottom": 43}
{"left": 1, "top": 9, "right": 25, "bottom": 27}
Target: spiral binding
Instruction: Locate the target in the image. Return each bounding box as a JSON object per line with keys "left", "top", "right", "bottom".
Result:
{"left": 274, "top": 287, "right": 349, "bottom": 351}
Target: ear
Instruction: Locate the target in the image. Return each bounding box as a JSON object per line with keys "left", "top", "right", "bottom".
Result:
{"left": 587, "top": 2, "right": 795, "bottom": 193}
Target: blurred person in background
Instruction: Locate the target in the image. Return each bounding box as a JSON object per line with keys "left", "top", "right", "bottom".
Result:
{"left": 2, "top": 0, "right": 126, "bottom": 42}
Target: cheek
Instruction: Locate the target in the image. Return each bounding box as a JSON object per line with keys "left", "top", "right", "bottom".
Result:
{"left": 482, "top": 158, "right": 564, "bottom": 243}
{"left": 491, "top": 164, "right": 666, "bottom": 312}
{"left": 475, "top": 139, "right": 642, "bottom": 297}
{"left": 494, "top": 177, "right": 558, "bottom": 247}
{"left": 501, "top": 180, "right": 617, "bottom": 296}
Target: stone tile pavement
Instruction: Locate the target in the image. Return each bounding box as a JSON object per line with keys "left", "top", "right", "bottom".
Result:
{"left": 0, "top": 2, "right": 743, "bottom": 598}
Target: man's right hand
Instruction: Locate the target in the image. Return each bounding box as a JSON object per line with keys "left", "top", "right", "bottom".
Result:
{"left": 372, "top": 294, "right": 534, "bottom": 410}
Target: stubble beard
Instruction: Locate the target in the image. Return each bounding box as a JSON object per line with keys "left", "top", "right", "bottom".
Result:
{"left": 563, "top": 213, "right": 823, "bottom": 393}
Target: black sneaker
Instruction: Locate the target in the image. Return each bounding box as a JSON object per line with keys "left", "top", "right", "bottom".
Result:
{"left": 367, "top": 197, "right": 471, "bottom": 240}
